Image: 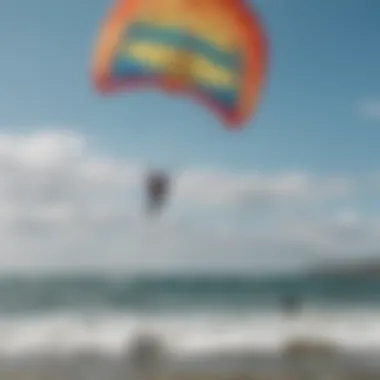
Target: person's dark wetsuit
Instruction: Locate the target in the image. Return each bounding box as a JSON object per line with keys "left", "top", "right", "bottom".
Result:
{"left": 146, "top": 170, "right": 170, "bottom": 214}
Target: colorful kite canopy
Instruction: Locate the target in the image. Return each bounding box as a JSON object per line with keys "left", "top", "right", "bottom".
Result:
{"left": 92, "top": 0, "right": 268, "bottom": 128}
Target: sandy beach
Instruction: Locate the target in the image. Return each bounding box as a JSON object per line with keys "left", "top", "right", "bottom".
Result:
{"left": 0, "top": 364, "right": 379, "bottom": 380}
{"left": 0, "top": 337, "right": 379, "bottom": 380}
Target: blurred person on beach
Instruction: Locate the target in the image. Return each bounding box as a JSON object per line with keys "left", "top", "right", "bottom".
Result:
{"left": 281, "top": 295, "right": 302, "bottom": 317}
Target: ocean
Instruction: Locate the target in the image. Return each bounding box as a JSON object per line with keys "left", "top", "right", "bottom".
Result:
{"left": 0, "top": 272, "right": 379, "bottom": 360}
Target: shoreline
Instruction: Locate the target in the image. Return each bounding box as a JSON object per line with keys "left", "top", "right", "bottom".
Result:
{"left": 0, "top": 344, "right": 380, "bottom": 380}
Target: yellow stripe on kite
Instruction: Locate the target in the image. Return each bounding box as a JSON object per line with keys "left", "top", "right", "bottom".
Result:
{"left": 119, "top": 42, "right": 238, "bottom": 89}
{"left": 191, "top": 56, "right": 237, "bottom": 89}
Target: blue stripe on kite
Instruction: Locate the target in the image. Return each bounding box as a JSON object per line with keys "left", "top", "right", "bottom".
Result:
{"left": 112, "top": 56, "right": 238, "bottom": 110}
{"left": 112, "top": 56, "right": 159, "bottom": 78}
{"left": 202, "top": 86, "right": 238, "bottom": 108}
{"left": 124, "top": 22, "right": 242, "bottom": 71}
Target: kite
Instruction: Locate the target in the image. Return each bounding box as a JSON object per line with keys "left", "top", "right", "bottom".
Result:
{"left": 91, "top": 0, "right": 268, "bottom": 129}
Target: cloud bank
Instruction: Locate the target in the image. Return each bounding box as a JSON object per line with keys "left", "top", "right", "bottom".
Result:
{"left": 0, "top": 130, "right": 377, "bottom": 274}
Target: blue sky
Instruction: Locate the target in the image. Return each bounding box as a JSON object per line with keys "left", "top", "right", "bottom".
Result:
{"left": 0, "top": 0, "right": 378, "bottom": 273}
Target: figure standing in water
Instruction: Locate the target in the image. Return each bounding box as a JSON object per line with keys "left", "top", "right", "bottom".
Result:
{"left": 281, "top": 295, "right": 302, "bottom": 317}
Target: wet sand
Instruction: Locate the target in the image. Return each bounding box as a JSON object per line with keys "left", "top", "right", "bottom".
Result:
{"left": 0, "top": 348, "right": 378, "bottom": 380}
{"left": 0, "top": 333, "right": 378, "bottom": 380}
{"left": 0, "top": 369, "right": 379, "bottom": 380}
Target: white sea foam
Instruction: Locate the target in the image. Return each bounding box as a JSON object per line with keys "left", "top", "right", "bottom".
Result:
{"left": 0, "top": 308, "right": 379, "bottom": 358}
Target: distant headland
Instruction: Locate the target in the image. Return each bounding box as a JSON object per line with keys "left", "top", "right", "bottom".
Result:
{"left": 310, "top": 259, "right": 380, "bottom": 277}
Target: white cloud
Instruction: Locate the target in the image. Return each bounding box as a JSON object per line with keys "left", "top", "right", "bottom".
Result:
{"left": 175, "top": 169, "right": 353, "bottom": 208}
{"left": 0, "top": 129, "right": 376, "bottom": 274}
{"left": 359, "top": 100, "right": 380, "bottom": 121}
